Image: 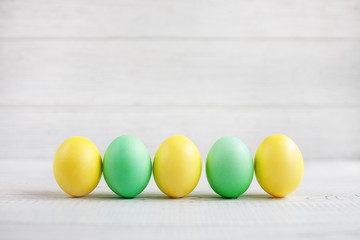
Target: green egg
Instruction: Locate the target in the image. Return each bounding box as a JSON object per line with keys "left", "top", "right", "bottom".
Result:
{"left": 103, "top": 135, "right": 152, "bottom": 198}
{"left": 206, "top": 136, "right": 254, "bottom": 198}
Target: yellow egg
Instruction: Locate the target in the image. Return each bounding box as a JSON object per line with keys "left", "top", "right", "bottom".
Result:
{"left": 53, "top": 136, "right": 102, "bottom": 197}
{"left": 153, "top": 135, "right": 202, "bottom": 198}
{"left": 254, "top": 134, "right": 304, "bottom": 197}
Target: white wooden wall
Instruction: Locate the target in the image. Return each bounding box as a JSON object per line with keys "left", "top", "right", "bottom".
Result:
{"left": 0, "top": 0, "right": 359, "bottom": 162}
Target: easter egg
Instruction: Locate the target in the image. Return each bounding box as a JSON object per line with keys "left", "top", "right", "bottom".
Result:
{"left": 153, "top": 135, "right": 201, "bottom": 198}
{"left": 53, "top": 136, "right": 102, "bottom": 197}
{"left": 254, "top": 134, "right": 304, "bottom": 197}
{"left": 206, "top": 136, "right": 254, "bottom": 198}
{"left": 103, "top": 135, "right": 152, "bottom": 198}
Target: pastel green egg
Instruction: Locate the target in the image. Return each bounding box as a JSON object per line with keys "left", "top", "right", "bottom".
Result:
{"left": 206, "top": 136, "right": 254, "bottom": 198}
{"left": 103, "top": 135, "right": 152, "bottom": 198}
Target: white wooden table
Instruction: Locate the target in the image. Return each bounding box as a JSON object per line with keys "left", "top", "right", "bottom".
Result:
{"left": 1, "top": 160, "right": 359, "bottom": 239}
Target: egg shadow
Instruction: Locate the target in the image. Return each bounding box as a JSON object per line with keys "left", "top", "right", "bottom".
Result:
{"left": 13, "top": 191, "right": 277, "bottom": 201}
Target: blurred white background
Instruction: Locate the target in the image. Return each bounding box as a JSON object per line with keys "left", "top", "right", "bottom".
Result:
{"left": 0, "top": 0, "right": 359, "bottom": 163}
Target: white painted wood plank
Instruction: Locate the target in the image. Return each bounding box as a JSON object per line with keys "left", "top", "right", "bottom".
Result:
{"left": 0, "top": 0, "right": 359, "bottom": 38}
{"left": 0, "top": 106, "right": 359, "bottom": 160}
{"left": 0, "top": 39, "right": 359, "bottom": 106}
{"left": 0, "top": 160, "right": 360, "bottom": 240}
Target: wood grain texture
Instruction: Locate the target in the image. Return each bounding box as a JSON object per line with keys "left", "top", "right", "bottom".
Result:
{"left": 0, "top": 106, "right": 359, "bottom": 160}
{"left": 0, "top": 160, "right": 360, "bottom": 239}
{"left": 0, "top": 0, "right": 360, "bottom": 38}
{"left": 0, "top": 39, "right": 359, "bottom": 106}
{"left": 0, "top": 0, "right": 359, "bottom": 162}
{"left": 0, "top": 1, "right": 359, "bottom": 239}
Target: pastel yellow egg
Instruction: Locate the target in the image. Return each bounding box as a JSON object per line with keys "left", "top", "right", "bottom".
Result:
{"left": 153, "top": 135, "right": 202, "bottom": 198}
{"left": 254, "top": 134, "right": 304, "bottom": 197}
{"left": 53, "top": 136, "right": 102, "bottom": 197}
